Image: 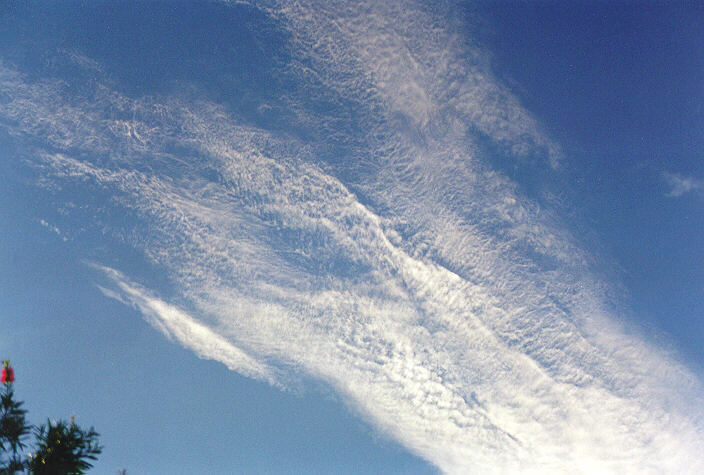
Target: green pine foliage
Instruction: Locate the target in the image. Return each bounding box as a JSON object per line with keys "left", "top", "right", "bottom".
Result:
{"left": 0, "top": 363, "right": 102, "bottom": 474}
{"left": 27, "top": 419, "right": 102, "bottom": 474}
{"left": 0, "top": 386, "right": 30, "bottom": 474}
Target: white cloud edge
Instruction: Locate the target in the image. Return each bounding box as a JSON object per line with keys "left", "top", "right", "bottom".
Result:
{"left": 93, "top": 265, "right": 282, "bottom": 388}
{"left": 663, "top": 171, "right": 704, "bottom": 198}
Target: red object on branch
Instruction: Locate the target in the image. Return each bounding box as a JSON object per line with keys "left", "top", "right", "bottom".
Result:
{"left": 1, "top": 362, "right": 14, "bottom": 384}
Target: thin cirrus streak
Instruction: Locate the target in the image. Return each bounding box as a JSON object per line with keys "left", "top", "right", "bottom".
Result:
{"left": 94, "top": 265, "right": 281, "bottom": 388}
{"left": 2, "top": 1, "right": 704, "bottom": 473}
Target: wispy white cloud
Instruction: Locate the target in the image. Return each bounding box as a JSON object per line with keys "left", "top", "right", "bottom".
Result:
{"left": 664, "top": 172, "right": 704, "bottom": 198}
{"left": 2, "top": 2, "right": 704, "bottom": 472}
{"left": 95, "top": 265, "right": 281, "bottom": 387}
{"left": 39, "top": 219, "right": 68, "bottom": 241}
{"left": 262, "top": 0, "right": 563, "bottom": 167}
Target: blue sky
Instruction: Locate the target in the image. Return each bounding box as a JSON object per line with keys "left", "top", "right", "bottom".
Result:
{"left": 1, "top": 1, "right": 703, "bottom": 473}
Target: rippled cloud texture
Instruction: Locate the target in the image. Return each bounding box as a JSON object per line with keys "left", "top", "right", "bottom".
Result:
{"left": 2, "top": 1, "right": 703, "bottom": 472}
